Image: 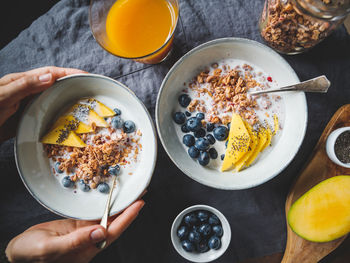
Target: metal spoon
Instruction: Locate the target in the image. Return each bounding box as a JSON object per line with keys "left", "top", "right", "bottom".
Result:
{"left": 247, "top": 75, "right": 330, "bottom": 96}
{"left": 96, "top": 176, "right": 117, "bottom": 249}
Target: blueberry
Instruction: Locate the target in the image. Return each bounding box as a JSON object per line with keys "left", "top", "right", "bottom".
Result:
{"left": 78, "top": 179, "right": 90, "bottom": 192}
{"left": 185, "top": 111, "right": 191, "bottom": 117}
{"left": 196, "top": 112, "right": 205, "bottom": 120}
{"left": 62, "top": 176, "right": 74, "bottom": 188}
{"left": 206, "top": 134, "right": 216, "bottom": 144}
{"left": 181, "top": 124, "right": 189, "bottom": 133}
{"left": 183, "top": 134, "right": 195, "bottom": 147}
{"left": 173, "top": 112, "right": 186, "bottom": 125}
{"left": 212, "top": 225, "right": 223, "bottom": 237}
{"left": 194, "top": 128, "right": 206, "bottom": 138}
{"left": 181, "top": 240, "right": 195, "bottom": 252}
{"left": 197, "top": 239, "right": 209, "bottom": 253}
{"left": 197, "top": 211, "right": 209, "bottom": 222}
{"left": 195, "top": 138, "right": 210, "bottom": 151}
{"left": 206, "top": 122, "right": 215, "bottom": 132}
{"left": 108, "top": 165, "right": 121, "bottom": 176}
{"left": 213, "top": 126, "right": 229, "bottom": 141}
{"left": 123, "top": 120, "right": 136, "bottom": 133}
{"left": 113, "top": 108, "right": 122, "bottom": 115}
{"left": 225, "top": 140, "right": 228, "bottom": 148}
{"left": 177, "top": 225, "right": 188, "bottom": 240}
{"left": 183, "top": 213, "right": 198, "bottom": 226}
{"left": 188, "top": 146, "right": 200, "bottom": 158}
{"left": 221, "top": 154, "right": 225, "bottom": 161}
{"left": 188, "top": 231, "right": 201, "bottom": 243}
{"left": 97, "top": 182, "right": 110, "bottom": 194}
{"left": 186, "top": 117, "right": 202, "bottom": 132}
{"left": 208, "top": 236, "right": 221, "bottom": 250}
{"left": 55, "top": 162, "right": 63, "bottom": 174}
{"left": 198, "top": 151, "right": 210, "bottom": 166}
{"left": 208, "top": 214, "right": 220, "bottom": 225}
{"left": 198, "top": 224, "right": 211, "bottom": 237}
{"left": 198, "top": 152, "right": 210, "bottom": 166}
{"left": 209, "top": 148, "right": 218, "bottom": 159}
{"left": 178, "top": 94, "right": 191, "bottom": 108}
{"left": 227, "top": 122, "right": 231, "bottom": 130}
{"left": 111, "top": 116, "right": 124, "bottom": 129}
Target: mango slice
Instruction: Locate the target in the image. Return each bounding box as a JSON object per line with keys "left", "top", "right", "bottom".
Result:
{"left": 41, "top": 125, "right": 86, "bottom": 147}
{"left": 235, "top": 121, "right": 258, "bottom": 171}
{"left": 221, "top": 114, "right": 251, "bottom": 172}
{"left": 273, "top": 114, "right": 279, "bottom": 135}
{"left": 288, "top": 176, "right": 350, "bottom": 242}
{"left": 245, "top": 127, "right": 268, "bottom": 167}
{"left": 70, "top": 104, "right": 109, "bottom": 128}
{"left": 53, "top": 115, "right": 93, "bottom": 134}
{"left": 261, "top": 124, "right": 272, "bottom": 151}
{"left": 79, "top": 99, "right": 116, "bottom": 117}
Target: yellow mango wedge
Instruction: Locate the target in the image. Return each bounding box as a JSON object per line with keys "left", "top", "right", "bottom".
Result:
{"left": 221, "top": 114, "right": 251, "bottom": 172}
{"left": 273, "top": 114, "right": 279, "bottom": 135}
{"left": 235, "top": 121, "right": 259, "bottom": 172}
{"left": 261, "top": 124, "right": 272, "bottom": 151}
{"left": 79, "top": 99, "right": 116, "bottom": 117}
{"left": 70, "top": 104, "right": 109, "bottom": 128}
{"left": 245, "top": 127, "right": 268, "bottom": 167}
{"left": 41, "top": 125, "right": 86, "bottom": 147}
{"left": 53, "top": 115, "right": 93, "bottom": 134}
{"left": 288, "top": 176, "right": 350, "bottom": 242}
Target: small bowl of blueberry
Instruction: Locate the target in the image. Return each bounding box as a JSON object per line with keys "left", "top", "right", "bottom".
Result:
{"left": 171, "top": 205, "right": 231, "bottom": 262}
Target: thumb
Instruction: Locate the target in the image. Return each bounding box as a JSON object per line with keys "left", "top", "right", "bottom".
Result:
{"left": 54, "top": 225, "right": 107, "bottom": 253}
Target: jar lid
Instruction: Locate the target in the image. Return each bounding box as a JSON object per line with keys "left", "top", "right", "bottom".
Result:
{"left": 293, "top": 0, "right": 350, "bottom": 20}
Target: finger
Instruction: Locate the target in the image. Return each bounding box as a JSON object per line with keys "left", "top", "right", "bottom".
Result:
{"left": 106, "top": 200, "right": 145, "bottom": 245}
{"left": 0, "top": 67, "right": 84, "bottom": 105}
{"left": 0, "top": 66, "right": 86, "bottom": 85}
{"left": 52, "top": 225, "right": 107, "bottom": 253}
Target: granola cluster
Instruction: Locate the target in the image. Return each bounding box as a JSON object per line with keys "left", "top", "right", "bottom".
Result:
{"left": 260, "top": 0, "right": 331, "bottom": 54}
{"left": 45, "top": 127, "right": 142, "bottom": 189}
{"left": 185, "top": 63, "right": 271, "bottom": 126}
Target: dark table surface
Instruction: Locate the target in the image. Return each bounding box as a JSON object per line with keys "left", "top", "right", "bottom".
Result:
{"left": 0, "top": 0, "right": 350, "bottom": 262}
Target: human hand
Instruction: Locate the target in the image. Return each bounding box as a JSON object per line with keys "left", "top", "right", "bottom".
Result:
{"left": 5, "top": 200, "right": 145, "bottom": 263}
{"left": 0, "top": 66, "right": 84, "bottom": 142}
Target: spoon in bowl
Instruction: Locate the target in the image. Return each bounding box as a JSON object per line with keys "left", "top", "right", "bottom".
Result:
{"left": 247, "top": 75, "right": 330, "bottom": 96}
{"left": 96, "top": 175, "right": 117, "bottom": 249}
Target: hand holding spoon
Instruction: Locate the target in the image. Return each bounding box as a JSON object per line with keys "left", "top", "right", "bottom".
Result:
{"left": 248, "top": 75, "right": 330, "bottom": 96}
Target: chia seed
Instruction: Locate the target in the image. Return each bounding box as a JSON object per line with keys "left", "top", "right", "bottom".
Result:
{"left": 334, "top": 131, "right": 350, "bottom": 164}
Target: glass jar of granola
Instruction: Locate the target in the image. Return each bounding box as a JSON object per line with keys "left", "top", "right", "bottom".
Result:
{"left": 259, "top": 0, "right": 350, "bottom": 54}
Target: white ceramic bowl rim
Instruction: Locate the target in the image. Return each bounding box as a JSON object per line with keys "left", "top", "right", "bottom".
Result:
{"left": 156, "top": 37, "right": 308, "bottom": 190}
{"left": 14, "top": 73, "right": 157, "bottom": 220}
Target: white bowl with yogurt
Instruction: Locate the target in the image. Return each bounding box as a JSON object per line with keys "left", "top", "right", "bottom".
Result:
{"left": 156, "top": 38, "right": 307, "bottom": 190}
{"left": 15, "top": 74, "right": 157, "bottom": 220}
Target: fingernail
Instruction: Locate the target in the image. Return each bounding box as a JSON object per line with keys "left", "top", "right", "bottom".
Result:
{"left": 39, "top": 73, "right": 52, "bottom": 83}
{"left": 90, "top": 228, "right": 106, "bottom": 243}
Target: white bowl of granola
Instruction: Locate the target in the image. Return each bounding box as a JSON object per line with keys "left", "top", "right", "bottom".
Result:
{"left": 156, "top": 38, "right": 307, "bottom": 190}
{"left": 15, "top": 74, "right": 157, "bottom": 220}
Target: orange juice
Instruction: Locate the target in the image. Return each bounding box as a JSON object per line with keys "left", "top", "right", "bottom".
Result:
{"left": 105, "top": 0, "right": 178, "bottom": 61}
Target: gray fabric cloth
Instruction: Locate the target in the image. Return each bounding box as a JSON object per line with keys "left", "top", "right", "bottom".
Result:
{"left": 0, "top": 0, "right": 349, "bottom": 262}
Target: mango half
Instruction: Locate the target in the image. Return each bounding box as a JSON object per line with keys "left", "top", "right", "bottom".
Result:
{"left": 288, "top": 175, "right": 350, "bottom": 242}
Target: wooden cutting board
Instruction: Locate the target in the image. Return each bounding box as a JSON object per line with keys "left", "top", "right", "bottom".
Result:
{"left": 281, "top": 104, "right": 350, "bottom": 263}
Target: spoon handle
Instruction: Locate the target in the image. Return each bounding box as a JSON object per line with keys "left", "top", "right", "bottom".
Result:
{"left": 96, "top": 176, "right": 117, "bottom": 249}
{"left": 248, "top": 75, "right": 330, "bottom": 96}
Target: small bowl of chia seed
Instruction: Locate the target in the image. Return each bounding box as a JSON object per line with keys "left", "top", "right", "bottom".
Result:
{"left": 326, "top": 127, "right": 350, "bottom": 169}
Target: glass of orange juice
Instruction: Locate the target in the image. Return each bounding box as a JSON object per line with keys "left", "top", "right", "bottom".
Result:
{"left": 89, "top": 0, "right": 179, "bottom": 64}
